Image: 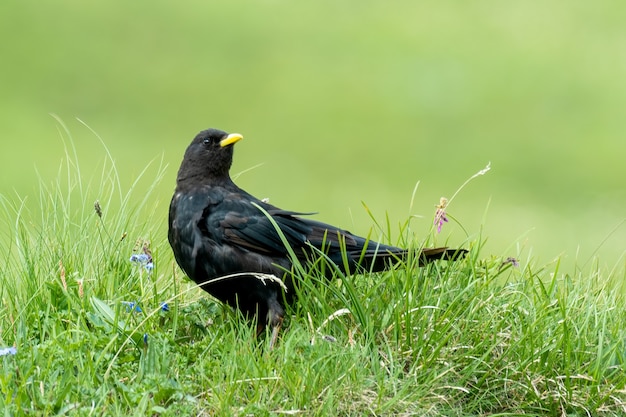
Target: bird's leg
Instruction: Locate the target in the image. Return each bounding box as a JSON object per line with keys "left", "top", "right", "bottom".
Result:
{"left": 269, "top": 316, "right": 283, "bottom": 349}
{"left": 266, "top": 294, "right": 285, "bottom": 349}
{"left": 256, "top": 321, "right": 266, "bottom": 338}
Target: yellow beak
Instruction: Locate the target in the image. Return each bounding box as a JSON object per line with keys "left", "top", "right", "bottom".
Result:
{"left": 220, "top": 133, "right": 243, "bottom": 147}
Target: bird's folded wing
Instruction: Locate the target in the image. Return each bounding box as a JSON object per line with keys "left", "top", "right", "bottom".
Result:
{"left": 221, "top": 209, "right": 313, "bottom": 255}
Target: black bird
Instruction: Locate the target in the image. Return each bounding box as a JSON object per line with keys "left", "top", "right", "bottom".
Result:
{"left": 168, "top": 128, "right": 466, "bottom": 346}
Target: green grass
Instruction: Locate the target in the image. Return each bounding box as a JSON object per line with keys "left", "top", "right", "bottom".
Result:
{"left": 0, "top": 139, "right": 625, "bottom": 416}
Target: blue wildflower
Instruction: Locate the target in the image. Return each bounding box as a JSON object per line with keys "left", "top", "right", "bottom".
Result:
{"left": 130, "top": 253, "right": 151, "bottom": 264}
{"left": 160, "top": 302, "right": 169, "bottom": 312}
{"left": 143, "top": 333, "right": 149, "bottom": 346}
{"left": 130, "top": 252, "right": 154, "bottom": 273}
{"left": 0, "top": 347, "right": 16, "bottom": 356}
{"left": 122, "top": 301, "right": 142, "bottom": 313}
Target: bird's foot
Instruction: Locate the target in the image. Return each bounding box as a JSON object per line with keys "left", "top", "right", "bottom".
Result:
{"left": 269, "top": 316, "right": 283, "bottom": 349}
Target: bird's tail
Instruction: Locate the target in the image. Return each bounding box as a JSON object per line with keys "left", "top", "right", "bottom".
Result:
{"left": 354, "top": 246, "right": 467, "bottom": 272}
{"left": 418, "top": 247, "right": 468, "bottom": 265}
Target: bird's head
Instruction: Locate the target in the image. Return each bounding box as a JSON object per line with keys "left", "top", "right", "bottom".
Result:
{"left": 176, "top": 128, "right": 243, "bottom": 186}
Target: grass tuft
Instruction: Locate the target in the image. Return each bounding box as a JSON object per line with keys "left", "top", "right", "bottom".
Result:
{"left": 0, "top": 130, "right": 624, "bottom": 415}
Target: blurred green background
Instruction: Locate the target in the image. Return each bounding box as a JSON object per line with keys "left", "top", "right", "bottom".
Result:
{"left": 1, "top": 1, "right": 624, "bottom": 272}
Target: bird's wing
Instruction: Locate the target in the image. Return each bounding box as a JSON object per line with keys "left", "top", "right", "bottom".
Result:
{"left": 219, "top": 200, "right": 381, "bottom": 260}
{"left": 220, "top": 204, "right": 314, "bottom": 256}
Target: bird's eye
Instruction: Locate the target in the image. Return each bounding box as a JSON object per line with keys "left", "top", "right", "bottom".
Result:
{"left": 203, "top": 138, "right": 210, "bottom": 145}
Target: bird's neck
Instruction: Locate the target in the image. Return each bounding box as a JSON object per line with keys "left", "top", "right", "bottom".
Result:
{"left": 175, "top": 151, "right": 234, "bottom": 185}
{"left": 176, "top": 171, "right": 234, "bottom": 188}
